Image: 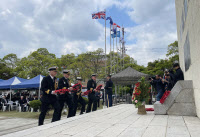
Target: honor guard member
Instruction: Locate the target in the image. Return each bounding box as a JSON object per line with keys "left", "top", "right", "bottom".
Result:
{"left": 38, "top": 67, "right": 60, "bottom": 126}
{"left": 58, "top": 70, "right": 74, "bottom": 119}
{"left": 104, "top": 74, "right": 113, "bottom": 107}
{"left": 86, "top": 74, "right": 98, "bottom": 113}
{"left": 72, "top": 77, "right": 86, "bottom": 116}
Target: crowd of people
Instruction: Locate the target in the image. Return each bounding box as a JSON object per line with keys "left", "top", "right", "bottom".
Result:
{"left": 149, "top": 63, "right": 184, "bottom": 101}
{"left": 0, "top": 91, "right": 39, "bottom": 112}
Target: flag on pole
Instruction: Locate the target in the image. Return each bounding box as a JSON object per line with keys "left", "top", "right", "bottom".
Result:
{"left": 113, "top": 23, "right": 120, "bottom": 28}
{"left": 111, "top": 31, "right": 120, "bottom": 38}
{"left": 92, "top": 11, "right": 106, "bottom": 19}
{"left": 106, "top": 17, "right": 113, "bottom": 25}
{"left": 111, "top": 28, "right": 117, "bottom": 34}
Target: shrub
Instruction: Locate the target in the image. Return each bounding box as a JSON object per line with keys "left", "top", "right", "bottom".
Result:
{"left": 29, "top": 100, "right": 41, "bottom": 110}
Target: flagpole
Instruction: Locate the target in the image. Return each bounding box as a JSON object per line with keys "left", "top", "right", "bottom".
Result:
{"left": 120, "top": 28, "right": 122, "bottom": 71}
{"left": 105, "top": 11, "right": 106, "bottom": 76}
{"left": 116, "top": 28, "right": 118, "bottom": 73}
{"left": 104, "top": 9, "right": 106, "bottom": 109}
{"left": 110, "top": 19, "right": 112, "bottom": 74}
{"left": 122, "top": 26, "right": 125, "bottom": 67}
{"left": 113, "top": 33, "right": 115, "bottom": 74}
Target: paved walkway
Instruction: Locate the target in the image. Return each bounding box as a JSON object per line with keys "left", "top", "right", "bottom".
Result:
{"left": 2, "top": 104, "right": 200, "bottom": 137}
{"left": 0, "top": 116, "right": 53, "bottom": 136}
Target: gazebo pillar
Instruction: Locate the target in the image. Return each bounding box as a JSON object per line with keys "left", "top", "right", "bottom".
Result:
{"left": 115, "top": 85, "right": 117, "bottom": 105}
{"left": 117, "top": 85, "right": 119, "bottom": 104}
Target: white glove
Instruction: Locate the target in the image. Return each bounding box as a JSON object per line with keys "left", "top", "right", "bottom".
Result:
{"left": 51, "top": 90, "right": 56, "bottom": 94}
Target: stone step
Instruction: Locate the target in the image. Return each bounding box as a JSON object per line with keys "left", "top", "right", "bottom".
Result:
{"left": 154, "top": 80, "right": 196, "bottom": 116}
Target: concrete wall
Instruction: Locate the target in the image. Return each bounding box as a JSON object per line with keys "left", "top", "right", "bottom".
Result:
{"left": 175, "top": 0, "right": 200, "bottom": 118}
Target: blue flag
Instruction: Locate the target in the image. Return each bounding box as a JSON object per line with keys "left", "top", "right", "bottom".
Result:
{"left": 111, "top": 31, "right": 120, "bottom": 38}
{"left": 106, "top": 17, "right": 113, "bottom": 25}
{"left": 111, "top": 28, "right": 117, "bottom": 34}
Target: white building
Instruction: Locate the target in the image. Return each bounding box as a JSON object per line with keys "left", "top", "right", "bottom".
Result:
{"left": 175, "top": 0, "right": 200, "bottom": 118}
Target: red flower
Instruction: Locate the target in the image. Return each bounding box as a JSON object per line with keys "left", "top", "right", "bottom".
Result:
{"left": 135, "top": 82, "right": 140, "bottom": 87}
{"left": 133, "top": 92, "right": 140, "bottom": 96}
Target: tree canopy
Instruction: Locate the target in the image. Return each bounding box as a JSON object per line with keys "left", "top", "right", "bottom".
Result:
{"left": 0, "top": 41, "right": 179, "bottom": 82}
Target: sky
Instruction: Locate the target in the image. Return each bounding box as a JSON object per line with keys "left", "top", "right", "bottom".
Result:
{"left": 0, "top": 0, "right": 177, "bottom": 66}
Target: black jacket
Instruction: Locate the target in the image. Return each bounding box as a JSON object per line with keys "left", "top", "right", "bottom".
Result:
{"left": 87, "top": 79, "right": 96, "bottom": 95}
{"left": 58, "top": 77, "right": 70, "bottom": 100}
{"left": 164, "top": 78, "right": 173, "bottom": 91}
{"left": 19, "top": 99, "right": 27, "bottom": 105}
{"left": 174, "top": 68, "right": 184, "bottom": 84}
{"left": 41, "top": 75, "right": 57, "bottom": 103}
{"left": 72, "top": 83, "right": 82, "bottom": 97}
{"left": 105, "top": 79, "right": 113, "bottom": 95}
{"left": 58, "top": 77, "right": 70, "bottom": 89}
{"left": 150, "top": 79, "right": 164, "bottom": 92}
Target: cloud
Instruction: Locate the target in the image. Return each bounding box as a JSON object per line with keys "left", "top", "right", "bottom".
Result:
{"left": 0, "top": 42, "right": 2, "bottom": 49}
{"left": 0, "top": 0, "right": 113, "bottom": 58}
{"left": 119, "top": 0, "right": 177, "bottom": 65}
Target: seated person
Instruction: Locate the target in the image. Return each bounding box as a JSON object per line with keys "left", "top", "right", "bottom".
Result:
{"left": 29, "top": 95, "right": 38, "bottom": 101}
{"left": 1, "top": 96, "right": 9, "bottom": 110}
{"left": 19, "top": 96, "right": 27, "bottom": 112}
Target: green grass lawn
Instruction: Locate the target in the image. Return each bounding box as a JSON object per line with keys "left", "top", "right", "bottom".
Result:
{"left": 0, "top": 100, "right": 104, "bottom": 119}
{"left": 0, "top": 110, "right": 57, "bottom": 119}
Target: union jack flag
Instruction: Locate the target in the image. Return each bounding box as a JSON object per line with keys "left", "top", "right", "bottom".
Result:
{"left": 92, "top": 11, "right": 106, "bottom": 19}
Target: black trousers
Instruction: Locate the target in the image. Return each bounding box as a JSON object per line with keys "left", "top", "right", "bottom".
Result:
{"left": 73, "top": 95, "right": 86, "bottom": 116}
{"left": 58, "top": 94, "right": 74, "bottom": 119}
{"left": 96, "top": 96, "right": 100, "bottom": 107}
{"left": 106, "top": 94, "right": 112, "bottom": 107}
{"left": 38, "top": 100, "right": 60, "bottom": 126}
{"left": 20, "top": 104, "right": 27, "bottom": 112}
{"left": 86, "top": 94, "right": 97, "bottom": 113}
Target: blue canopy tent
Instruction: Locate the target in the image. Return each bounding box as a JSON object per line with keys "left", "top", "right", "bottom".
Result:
{"left": 0, "top": 76, "right": 27, "bottom": 89}
{"left": 11, "top": 75, "right": 44, "bottom": 89}
{"left": 0, "top": 79, "right": 4, "bottom": 83}
{"left": 11, "top": 75, "right": 44, "bottom": 99}
{"left": 0, "top": 76, "right": 27, "bottom": 100}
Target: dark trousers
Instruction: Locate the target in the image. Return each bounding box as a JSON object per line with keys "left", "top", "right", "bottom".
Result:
{"left": 73, "top": 95, "right": 86, "bottom": 116}
{"left": 58, "top": 94, "right": 74, "bottom": 119}
{"left": 106, "top": 94, "right": 112, "bottom": 107}
{"left": 20, "top": 104, "right": 27, "bottom": 112}
{"left": 96, "top": 96, "right": 100, "bottom": 107}
{"left": 38, "top": 100, "right": 60, "bottom": 126}
{"left": 86, "top": 94, "right": 97, "bottom": 113}
{"left": 102, "top": 94, "right": 104, "bottom": 105}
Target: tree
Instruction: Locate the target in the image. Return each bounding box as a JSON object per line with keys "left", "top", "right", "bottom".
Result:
{"left": 3, "top": 53, "right": 19, "bottom": 69}
{"left": 166, "top": 41, "right": 179, "bottom": 62}
{"left": 0, "top": 59, "right": 14, "bottom": 79}
{"left": 166, "top": 41, "right": 179, "bottom": 57}
{"left": 146, "top": 41, "right": 179, "bottom": 76}
{"left": 60, "top": 53, "right": 76, "bottom": 69}
{"left": 16, "top": 48, "right": 57, "bottom": 78}
{"left": 71, "top": 48, "right": 105, "bottom": 80}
